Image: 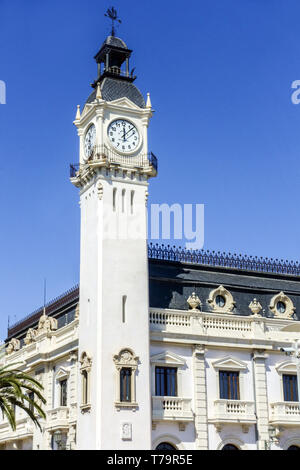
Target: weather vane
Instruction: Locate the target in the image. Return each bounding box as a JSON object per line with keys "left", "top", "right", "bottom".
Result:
{"left": 105, "top": 7, "right": 121, "bottom": 37}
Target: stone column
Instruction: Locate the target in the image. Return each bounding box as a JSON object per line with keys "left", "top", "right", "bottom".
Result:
{"left": 193, "top": 345, "right": 209, "bottom": 449}
{"left": 252, "top": 350, "right": 269, "bottom": 450}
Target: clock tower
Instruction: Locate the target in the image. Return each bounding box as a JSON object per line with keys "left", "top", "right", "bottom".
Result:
{"left": 71, "top": 27, "right": 157, "bottom": 449}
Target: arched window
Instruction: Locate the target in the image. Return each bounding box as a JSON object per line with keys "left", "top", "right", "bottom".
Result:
{"left": 113, "top": 348, "right": 139, "bottom": 410}
{"left": 156, "top": 442, "right": 177, "bottom": 450}
{"left": 222, "top": 444, "right": 239, "bottom": 450}
{"left": 80, "top": 351, "right": 92, "bottom": 410}
{"left": 120, "top": 368, "right": 132, "bottom": 402}
{"left": 288, "top": 445, "right": 300, "bottom": 450}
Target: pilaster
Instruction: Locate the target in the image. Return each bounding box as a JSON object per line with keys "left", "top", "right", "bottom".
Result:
{"left": 252, "top": 350, "right": 269, "bottom": 450}
{"left": 193, "top": 345, "right": 208, "bottom": 450}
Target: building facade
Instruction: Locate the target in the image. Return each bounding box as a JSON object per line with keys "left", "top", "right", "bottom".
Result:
{"left": 1, "top": 31, "right": 300, "bottom": 451}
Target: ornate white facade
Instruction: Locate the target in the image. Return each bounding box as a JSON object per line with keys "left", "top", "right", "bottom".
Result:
{"left": 1, "top": 303, "right": 300, "bottom": 450}
{"left": 1, "top": 30, "right": 300, "bottom": 451}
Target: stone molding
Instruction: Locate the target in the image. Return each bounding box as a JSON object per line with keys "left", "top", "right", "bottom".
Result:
{"left": 113, "top": 348, "right": 139, "bottom": 371}
{"left": 212, "top": 356, "right": 248, "bottom": 371}
{"left": 269, "top": 292, "right": 295, "bottom": 320}
{"left": 80, "top": 351, "right": 92, "bottom": 372}
{"left": 113, "top": 348, "right": 139, "bottom": 410}
{"left": 207, "top": 285, "right": 235, "bottom": 314}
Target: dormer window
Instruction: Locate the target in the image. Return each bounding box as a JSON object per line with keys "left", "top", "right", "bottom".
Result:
{"left": 216, "top": 295, "right": 226, "bottom": 308}
{"left": 276, "top": 301, "right": 286, "bottom": 314}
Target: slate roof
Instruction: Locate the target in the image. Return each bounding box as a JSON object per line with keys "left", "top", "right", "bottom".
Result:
{"left": 86, "top": 77, "right": 145, "bottom": 108}
{"left": 149, "top": 258, "right": 300, "bottom": 319}
{"left": 7, "top": 248, "right": 300, "bottom": 341}
{"left": 100, "top": 35, "right": 128, "bottom": 50}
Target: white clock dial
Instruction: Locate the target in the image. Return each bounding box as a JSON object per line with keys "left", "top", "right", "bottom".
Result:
{"left": 107, "top": 119, "right": 140, "bottom": 154}
{"left": 84, "top": 124, "right": 96, "bottom": 158}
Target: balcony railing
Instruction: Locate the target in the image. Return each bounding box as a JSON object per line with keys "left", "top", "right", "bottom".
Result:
{"left": 211, "top": 399, "right": 256, "bottom": 426}
{"left": 152, "top": 396, "right": 194, "bottom": 422}
{"left": 149, "top": 308, "right": 256, "bottom": 339}
{"left": 0, "top": 417, "right": 33, "bottom": 441}
{"left": 70, "top": 145, "right": 157, "bottom": 178}
{"left": 270, "top": 402, "right": 300, "bottom": 425}
{"left": 47, "top": 406, "right": 70, "bottom": 429}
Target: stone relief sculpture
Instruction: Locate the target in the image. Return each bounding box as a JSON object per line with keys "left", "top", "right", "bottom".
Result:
{"left": 6, "top": 338, "right": 20, "bottom": 355}
{"left": 24, "top": 328, "right": 37, "bottom": 345}
{"left": 36, "top": 312, "right": 58, "bottom": 335}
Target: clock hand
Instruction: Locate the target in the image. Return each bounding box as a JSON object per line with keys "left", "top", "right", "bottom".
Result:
{"left": 123, "top": 126, "right": 135, "bottom": 138}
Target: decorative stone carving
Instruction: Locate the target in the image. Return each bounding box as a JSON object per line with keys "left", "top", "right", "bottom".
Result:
{"left": 187, "top": 292, "right": 201, "bottom": 311}
{"left": 6, "top": 338, "right": 20, "bottom": 355}
{"left": 68, "top": 350, "right": 78, "bottom": 362}
{"left": 36, "top": 312, "right": 57, "bottom": 335}
{"left": 208, "top": 285, "right": 235, "bottom": 313}
{"left": 97, "top": 182, "right": 103, "bottom": 200}
{"left": 121, "top": 422, "right": 132, "bottom": 440}
{"left": 24, "top": 328, "right": 37, "bottom": 345}
{"left": 269, "top": 292, "right": 295, "bottom": 319}
{"left": 80, "top": 351, "right": 92, "bottom": 372}
{"left": 249, "top": 298, "right": 262, "bottom": 316}
{"left": 114, "top": 348, "right": 139, "bottom": 409}
{"left": 145, "top": 191, "right": 149, "bottom": 206}
{"left": 113, "top": 348, "right": 139, "bottom": 370}
{"left": 74, "top": 303, "right": 79, "bottom": 320}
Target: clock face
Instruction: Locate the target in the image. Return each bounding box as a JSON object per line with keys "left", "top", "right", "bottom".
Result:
{"left": 84, "top": 124, "right": 96, "bottom": 159}
{"left": 107, "top": 119, "right": 140, "bottom": 154}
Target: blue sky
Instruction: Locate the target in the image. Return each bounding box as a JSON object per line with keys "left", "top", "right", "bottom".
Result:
{"left": 1, "top": 0, "right": 300, "bottom": 339}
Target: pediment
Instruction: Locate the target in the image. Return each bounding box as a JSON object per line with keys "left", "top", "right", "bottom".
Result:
{"left": 150, "top": 351, "right": 186, "bottom": 367}
{"left": 280, "top": 323, "right": 300, "bottom": 332}
{"left": 276, "top": 360, "right": 297, "bottom": 374}
{"left": 212, "top": 356, "right": 248, "bottom": 371}
{"left": 109, "top": 96, "right": 141, "bottom": 110}
{"left": 55, "top": 367, "right": 69, "bottom": 380}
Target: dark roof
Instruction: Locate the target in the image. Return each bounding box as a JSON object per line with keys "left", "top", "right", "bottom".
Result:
{"left": 86, "top": 77, "right": 145, "bottom": 108}
{"left": 7, "top": 246, "right": 300, "bottom": 340}
{"left": 7, "top": 285, "right": 79, "bottom": 341}
{"left": 101, "top": 35, "right": 128, "bottom": 50}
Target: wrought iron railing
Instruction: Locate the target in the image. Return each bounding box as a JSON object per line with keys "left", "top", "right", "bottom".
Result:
{"left": 7, "top": 285, "right": 79, "bottom": 336}
{"left": 148, "top": 243, "right": 300, "bottom": 276}
{"left": 102, "top": 67, "right": 136, "bottom": 80}
{"left": 70, "top": 145, "right": 157, "bottom": 177}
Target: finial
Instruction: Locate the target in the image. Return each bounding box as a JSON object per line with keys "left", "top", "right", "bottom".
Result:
{"left": 146, "top": 92, "right": 152, "bottom": 108}
{"left": 104, "top": 7, "right": 121, "bottom": 37}
{"left": 96, "top": 82, "right": 102, "bottom": 100}
{"left": 75, "top": 104, "right": 81, "bottom": 120}
{"left": 187, "top": 292, "right": 201, "bottom": 311}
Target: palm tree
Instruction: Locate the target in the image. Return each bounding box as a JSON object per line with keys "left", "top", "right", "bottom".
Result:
{"left": 0, "top": 362, "right": 46, "bottom": 431}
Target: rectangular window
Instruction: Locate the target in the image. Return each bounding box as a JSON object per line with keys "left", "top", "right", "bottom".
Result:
{"left": 155, "top": 367, "right": 177, "bottom": 396}
{"left": 219, "top": 371, "right": 240, "bottom": 400}
{"left": 113, "top": 188, "right": 117, "bottom": 212}
{"left": 60, "top": 379, "right": 67, "bottom": 406}
{"left": 28, "top": 392, "right": 34, "bottom": 413}
{"left": 122, "top": 295, "right": 127, "bottom": 323}
{"left": 283, "top": 374, "right": 298, "bottom": 402}
{"left": 82, "top": 370, "right": 88, "bottom": 405}
{"left": 120, "top": 368, "right": 131, "bottom": 402}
